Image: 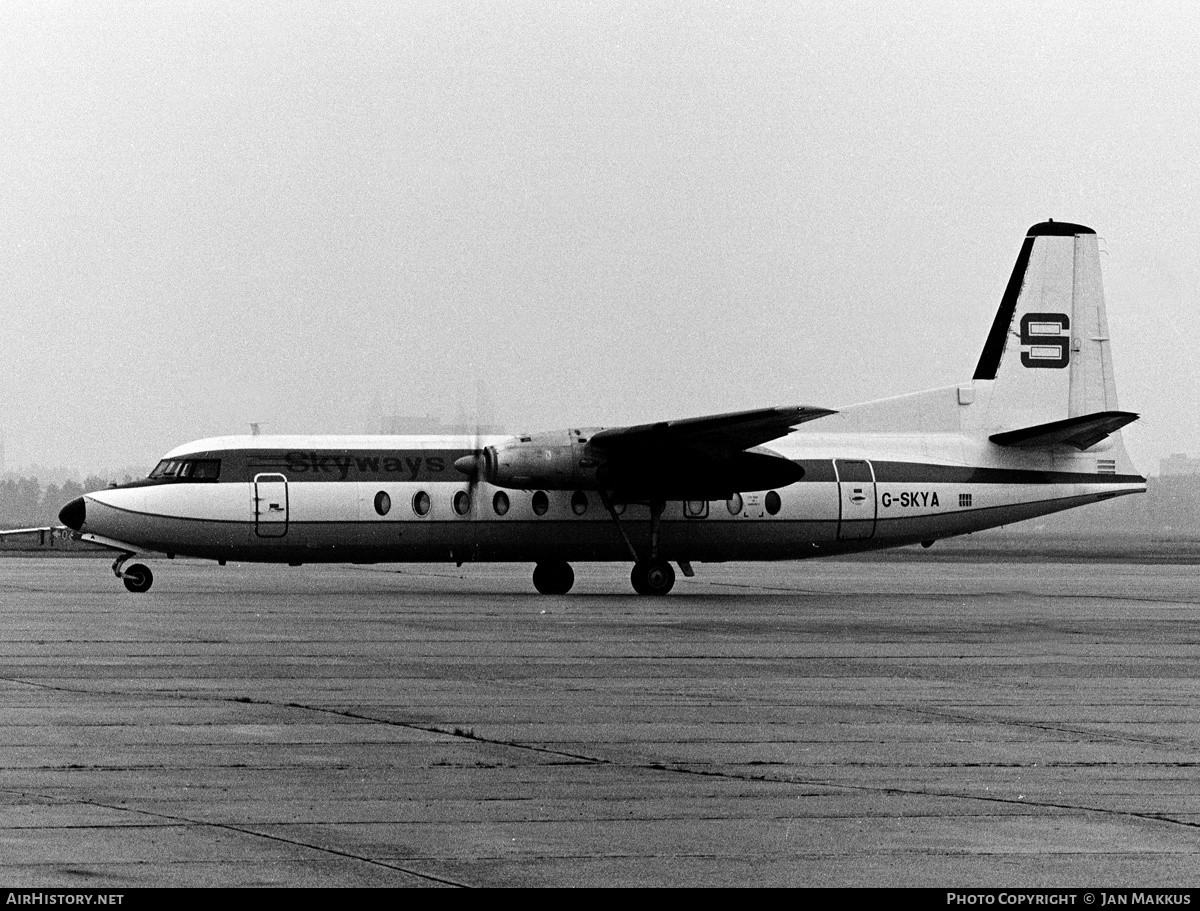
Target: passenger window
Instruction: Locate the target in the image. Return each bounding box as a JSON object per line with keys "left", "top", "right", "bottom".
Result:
{"left": 571, "top": 491, "right": 588, "bottom": 515}
{"left": 726, "top": 493, "right": 743, "bottom": 515}
{"left": 684, "top": 499, "right": 708, "bottom": 518}
{"left": 412, "top": 491, "right": 431, "bottom": 516}
{"left": 765, "top": 491, "right": 782, "bottom": 515}
{"left": 493, "top": 491, "right": 510, "bottom": 516}
{"left": 453, "top": 491, "right": 471, "bottom": 516}
{"left": 374, "top": 491, "right": 391, "bottom": 516}
{"left": 532, "top": 491, "right": 549, "bottom": 516}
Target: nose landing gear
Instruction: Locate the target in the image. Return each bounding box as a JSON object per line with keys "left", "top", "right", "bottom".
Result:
{"left": 113, "top": 553, "right": 154, "bottom": 593}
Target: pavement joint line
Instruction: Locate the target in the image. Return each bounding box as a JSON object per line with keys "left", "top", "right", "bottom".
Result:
{"left": 0, "top": 785, "right": 470, "bottom": 887}
{"left": 8, "top": 675, "right": 1200, "bottom": 846}
{"left": 702, "top": 580, "right": 1200, "bottom": 606}
{"left": 900, "top": 704, "right": 1194, "bottom": 749}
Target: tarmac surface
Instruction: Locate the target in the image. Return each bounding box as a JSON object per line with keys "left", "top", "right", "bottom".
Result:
{"left": 2, "top": 554, "right": 1199, "bottom": 887}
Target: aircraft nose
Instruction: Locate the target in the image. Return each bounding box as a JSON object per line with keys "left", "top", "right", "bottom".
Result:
{"left": 59, "top": 497, "right": 86, "bottom": 531}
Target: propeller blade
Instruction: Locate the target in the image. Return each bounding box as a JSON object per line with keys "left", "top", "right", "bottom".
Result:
{"left": 469, "top": 376, "right": 484, "bottom": 517}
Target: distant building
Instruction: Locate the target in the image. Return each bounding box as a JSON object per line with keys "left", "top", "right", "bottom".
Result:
{"left": 1159, "top": 453, "right": 1200, "bottom": 477}
{"left": 377, "top": 414, "right": 505, "bottom": 435}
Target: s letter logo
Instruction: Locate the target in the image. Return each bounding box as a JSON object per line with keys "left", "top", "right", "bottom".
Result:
{"left": 1020, "top": 312, "right": 1071, "bottom": 369}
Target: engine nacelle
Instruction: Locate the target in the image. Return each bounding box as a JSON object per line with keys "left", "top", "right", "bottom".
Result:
{"left": 468, "top": 430, "right": 606, "bottom": 490}
{"left": 455, "top": 429, "right": 805, "bottom": 498}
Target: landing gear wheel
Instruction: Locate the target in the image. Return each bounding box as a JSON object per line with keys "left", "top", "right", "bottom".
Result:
{"left": 532, "top": 561, "right": 574, "bottom": 595}
{"left": 631, "top": 559, "right": 675, "bottom": 596}
{"left": 122, "top": 563, "right": 153, "bottom": 593}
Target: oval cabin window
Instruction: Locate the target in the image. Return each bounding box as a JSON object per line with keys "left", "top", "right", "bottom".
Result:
{"left": 532, "top": 491, "right": 549, "bottom": 516}
{"left": 726, "top": 493, "right": 743, "bottom": 515}
{"left": 571, "top": 490, "right": 588, "bottom": 515}
{"left": 765, "top": 490, "right": 782, "bottom": 515}
{"left": 412, "top": 491, "right": 431, "bottom": 517}
{"left": 374, "top": 491, "right": 391, "bottom": 516}
{"left": 493, "top": 491, "right": 510, "bottom": 516}
{"left": 453, "top": 491, "right": 471, "bottom": 516}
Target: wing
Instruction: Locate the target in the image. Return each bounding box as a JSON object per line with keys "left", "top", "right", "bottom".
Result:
{"left": 589, "top": 405, "right": 835, "bottom": 459}
{"left": 586, "top": 405, "right": 835, "bottom": 498}
{"left": 459, "top": 406, "right": 835, "bottom": 497}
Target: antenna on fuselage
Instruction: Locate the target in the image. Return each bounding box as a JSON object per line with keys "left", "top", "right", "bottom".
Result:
{"left": 249, "top": 422, "right": 267, "bottom": 437}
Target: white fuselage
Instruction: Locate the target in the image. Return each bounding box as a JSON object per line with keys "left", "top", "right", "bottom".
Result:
{"left": 73, "top": 427, "right": 1144, "bottom": 566}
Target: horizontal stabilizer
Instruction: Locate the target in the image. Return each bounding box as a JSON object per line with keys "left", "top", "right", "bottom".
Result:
{"left": 989, "top": 410, "right": 1138, "bottom": 451}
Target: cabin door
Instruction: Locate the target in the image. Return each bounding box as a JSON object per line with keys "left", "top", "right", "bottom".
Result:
{"left": 835, "top": 459, "right": 877, "bottom": 541}
{"left": 254, "top": 473, "right": 289, "bottom": 537}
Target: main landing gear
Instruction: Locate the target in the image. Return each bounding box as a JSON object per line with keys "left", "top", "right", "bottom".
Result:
{"left": 531, "top": 559, "right": 677, "bottom": 596}
{"left": 605, "top": 494, "right": 679, "bottom": 596}
{"left": 630, "top": 559, "right": 675, "bottom": 596}
{"left": 113, "top": 553, "right": 154, "bottom": 593}
{"left": 530, "top": 494, "right": 690, "bottom": 596}
{"left": 532, "top": 560, "right": 575, "bottom": 595}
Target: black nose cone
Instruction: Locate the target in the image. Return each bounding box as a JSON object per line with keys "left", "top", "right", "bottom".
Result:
{"left": 59, "top": 497, "right": 86, "bottom": 531}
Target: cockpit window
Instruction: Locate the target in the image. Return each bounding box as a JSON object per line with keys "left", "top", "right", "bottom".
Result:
{"left": 191, "top": 460, "right": 220, "bottom": 480}
{"left": 149, "top": 458, "right": 221, "bottom": 481}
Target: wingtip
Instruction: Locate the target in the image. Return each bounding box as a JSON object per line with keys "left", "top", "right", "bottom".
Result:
{"left": 785, "top": 405, "right": 838, "bottom": 426}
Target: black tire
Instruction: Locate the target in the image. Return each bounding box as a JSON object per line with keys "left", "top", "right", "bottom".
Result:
{"left": 532, "top": 561, "right": 574, "bottom": 595}
{"left": 122, "top": 563, "right": 153, "bottom": 594}
{"left": 630, "top": 560, "right": 675, "bottom": 596}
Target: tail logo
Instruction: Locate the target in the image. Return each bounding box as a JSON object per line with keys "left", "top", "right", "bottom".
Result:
{"left": 1020, "top": 312, "right": 1071, "bottom": 369}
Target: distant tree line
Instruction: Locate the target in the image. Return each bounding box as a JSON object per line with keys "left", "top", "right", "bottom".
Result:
{"left": 0, "top": 476, "right": 109, "bottom": 528}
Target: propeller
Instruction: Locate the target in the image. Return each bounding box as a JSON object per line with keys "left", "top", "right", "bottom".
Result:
{"left": 457, "top": 376, "right": 489, "bottom": 519}
{"left": 452, "top": 378, "right": 510, "bottom": 521}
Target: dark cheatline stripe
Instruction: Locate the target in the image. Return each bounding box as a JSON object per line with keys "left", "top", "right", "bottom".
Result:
{"left": 870, "top": 460, "right": 1143, "bottom": 485}
{"left": 103, "top": 451, "right": 1143, "bottom": 491}
{"left": 973, "top": 235, "right": 1035, "bottom": 381}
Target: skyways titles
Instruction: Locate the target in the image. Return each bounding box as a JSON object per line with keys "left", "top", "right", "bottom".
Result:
{"left": 281, "top": 451, "right": 448, "bottom": 481}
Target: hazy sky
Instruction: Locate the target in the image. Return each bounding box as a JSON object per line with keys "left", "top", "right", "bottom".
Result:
{"left": 2, "top": 1, "right": 1197, "bottom": 474}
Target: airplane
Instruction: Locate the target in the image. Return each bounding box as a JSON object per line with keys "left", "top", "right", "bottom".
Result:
{"left": 13, "top": 220, "right": 1145, "bottom": 595}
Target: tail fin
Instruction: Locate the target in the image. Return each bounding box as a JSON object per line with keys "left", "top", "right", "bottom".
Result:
{"left": 972, "top": 221, "right": 1126, "bottom": 436}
